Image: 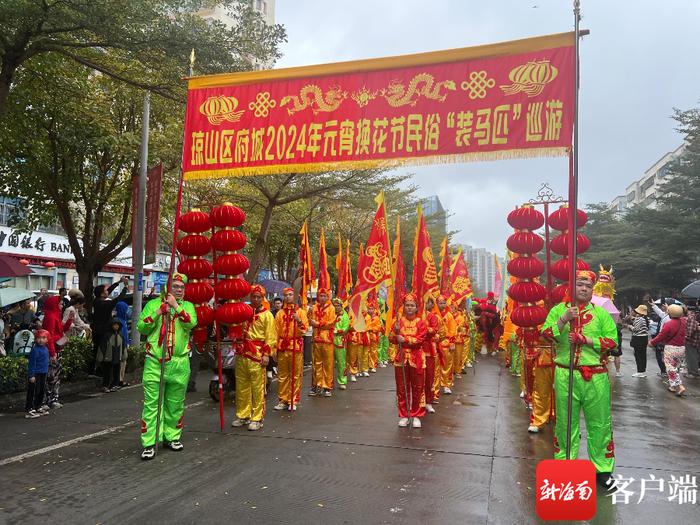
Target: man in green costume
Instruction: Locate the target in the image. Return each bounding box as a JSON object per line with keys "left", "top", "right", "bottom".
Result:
{"left": 332, "top": 298, "right": 350, "bottom": 390}
{"left": 377, "top": 298, "right": 389, "bottom": 366}
{"left": 541, "top": 270, "right": 618, "bottom": 488}
{"left": 137, "top": 272, "right": 197, "bottom": 460}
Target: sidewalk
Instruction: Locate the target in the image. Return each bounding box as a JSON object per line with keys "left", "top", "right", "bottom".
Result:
{"left": 0, "top": 348, "right": 698, "bottom": 524}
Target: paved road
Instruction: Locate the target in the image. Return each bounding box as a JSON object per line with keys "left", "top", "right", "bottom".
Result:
{"left": 0, "top": 342, "right": 698, "bottom": 524}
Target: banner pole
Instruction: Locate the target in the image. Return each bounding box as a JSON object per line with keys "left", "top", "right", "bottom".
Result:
{"left": 565, "top": 0, "right": 582, "bottom": 462}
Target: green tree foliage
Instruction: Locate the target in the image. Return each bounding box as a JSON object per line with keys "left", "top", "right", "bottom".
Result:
{"left": 583, "top": 107, "right": 700, "bottom": 304}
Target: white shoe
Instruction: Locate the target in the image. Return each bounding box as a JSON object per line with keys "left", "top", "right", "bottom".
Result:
{"left": 25, "top": 410, "right": 40, "bottom": 419}
{"left": 363, "top": 371, "right": 370, "bottom": 377}
{"left": 370, "top": 368, "right": 377, "bottom": 373}
{"left": 480, "top": 348, "right": 487, "bottom": 355}
{"left": 350, "top": 375, "right": 357, "bottom": 382}
{"left": 247, "top": 421, "right": 262, "bottom": 431}
{"left": 528, "top": 425, "right": 539, "bottom": 433}
{"left": 379, "top": 362, "right": 387, "bottom": 368}
{"left": 519, "top": 391, "right": 525, "bottom": 399}
{"left": 426, "top": 404, "right": 436, "bottom": 414}
{"left": 267, "top": 371, "right": 273, "bottom": 379}
{"left": 443, "top": 387, "right": 452, "bottom": 395}
{"left": 339, "top": 384, "right": 347, "bottom": 390}
{"left": 632, "top": 372, "right": 647, "bottom": 378}
{"left": 288, "top": 404, "right": 297, "bottom": 411}
{"left": 466, "top": 363, "right": 473, "bottom": 368}
{"left": 491, "top": 351, "right": 497, "bottom": 357}
{"left": 398, "top": 417, "right": 409, "bottom": 427}
{"left": 49, "top": 401, "right": 63, "bottom": 409}
{"left": 412, "top": 418, "right": 422, "bottom": 428}
{"left": 455, "top": 374, "right": 462, "bottom": 379}
{"left": 231, "top": 418, "right": 249, "bottom": 427}
{"left": 273, "top": 402, "right": 287, "bottom": 411}
{"left": 324, "top": 389, "right": 332, "bottom": 397}
{"left": 615, "top": 371, "right": 624, "bottom": 377}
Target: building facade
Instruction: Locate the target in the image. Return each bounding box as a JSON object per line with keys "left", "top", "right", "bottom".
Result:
{"left": 610, "top": 143, "right": 685, "bottom": 212}
{"left": 460, "top": 244, "right": 502, "bottom": 296}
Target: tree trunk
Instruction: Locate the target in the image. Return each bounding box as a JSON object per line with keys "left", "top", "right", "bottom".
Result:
{"left": 246, "top": 201, "right": 276, "bottom": 282}
{"left": 78, "top": 266, "right": 97, "bottom": 317}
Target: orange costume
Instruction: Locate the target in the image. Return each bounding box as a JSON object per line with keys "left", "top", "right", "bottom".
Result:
{"left": 389, "top": 303, "right": 427, "bottom": 419}
{"left": 423, "top": 309, "right": 439, "bottom": 405}
{"left": 309, "top": 292, "right": 337, "bottom": 392}
{"left": 452, "top": 307, "right": 466, "bottom": 377}
{"left": 346, "top": 312, "right": 367, "bottom": 378}
{"left": 366, "top": 309, "right": 382, "bottom": 372}
{"left": 434, "top": 300, "right": 457, "bottom": 394}
{"left": 275, "top": 290, "right": 309, "bottom": 408}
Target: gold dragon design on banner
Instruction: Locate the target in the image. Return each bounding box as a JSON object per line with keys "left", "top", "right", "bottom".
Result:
{"left": 452, "top": 276, "right": 471, "bottom": 295}
{"left": 381, "top": 73, "right": 456, "bottom": 107}
{"left": 280, "top": 84, "right": 348, "bottom": 115}
{"left": 422, "top": 246, "right": 438, "bottom": 286}
{"left": 199, "top": 95, "right": 245, "bottom": 125}
{"left": 500, "top": 60, "right": 558, "bottom": 97}
{"left": 362, "top": 243, "right": 391, "bottom": 284}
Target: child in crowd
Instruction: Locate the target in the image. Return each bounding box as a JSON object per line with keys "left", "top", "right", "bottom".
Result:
{"left": 25, "top": 330, "right": 50, "bottom": 419}
{"left": 97, "top": 318, "right": 127, "bottom": 392}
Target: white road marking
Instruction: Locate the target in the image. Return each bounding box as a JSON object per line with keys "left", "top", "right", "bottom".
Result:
{"left": 0, "top": 400, "right": 204, "bottom": 466}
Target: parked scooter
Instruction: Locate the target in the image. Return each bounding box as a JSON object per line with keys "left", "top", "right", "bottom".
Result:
{"left": 207, "top": 340, "right": 236, "bottom": 402}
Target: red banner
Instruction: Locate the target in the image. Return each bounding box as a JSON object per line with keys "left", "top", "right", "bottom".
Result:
{"left": 450, "top": 247, "right": 473, "bottom": 306}
{"left": 184, "top": 32, "right": 575, "bottom": 179}
{"left": 145, "top": 163, "right": 163, "bottom": 265}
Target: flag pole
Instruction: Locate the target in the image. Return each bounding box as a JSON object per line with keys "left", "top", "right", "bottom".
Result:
{"left": 565, "top": 0, "right": 582, "bottom": 461}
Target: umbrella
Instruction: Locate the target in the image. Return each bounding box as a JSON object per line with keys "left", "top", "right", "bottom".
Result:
{"left": 0, "top": 254, "right": 34, "bottom": 277}
{"left": 681, "top": 280, "right": 700, "bottom": 299}
{"left": 591, "top": 295, "right": 621, "bottom": 322}
{"left": 258, "top": 279, "right": 292, "bottom": 296}
{"left": 0, "top": 287, "right": 36, "bottom": 307}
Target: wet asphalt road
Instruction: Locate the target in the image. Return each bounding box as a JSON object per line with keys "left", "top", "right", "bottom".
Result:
{"left": 0, "top": 338, "right": 698, "bottom": 524}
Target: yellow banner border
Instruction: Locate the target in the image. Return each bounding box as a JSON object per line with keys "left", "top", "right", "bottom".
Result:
{"left": 183, "top": 147, "right": 570, "bottom": 180}
{"left": 187, "top": 31, "right": 576, "bottom": 90}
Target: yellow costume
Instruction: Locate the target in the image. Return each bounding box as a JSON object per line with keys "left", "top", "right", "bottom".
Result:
{"left": 275, "top": 297, "right": 308, "bottom": 407}
{"left": 309, "top": 295, "right": 337, "bottom": 391}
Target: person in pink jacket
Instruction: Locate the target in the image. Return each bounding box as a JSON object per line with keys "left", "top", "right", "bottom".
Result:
{"left": 649, "top": 304, "right": 687, "bottom": 397}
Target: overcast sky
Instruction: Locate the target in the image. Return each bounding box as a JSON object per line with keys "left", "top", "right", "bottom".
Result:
{"left": 274, "top": 0, "right": 700, "bottom": 253}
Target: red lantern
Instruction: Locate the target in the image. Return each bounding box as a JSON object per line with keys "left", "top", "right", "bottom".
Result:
{"left": 507, "top": 256, "right": 544, "bottom": 279}
{"left": 215, "top": 278, "right": 252, "bottom": 301}
{"left": 195, "top": 304, "right": 215, "bottom": 327}
{"left": 507, "top": 206, "right": 545, "bottom": 231}
{"left": 551, "top": 284, "right": 569, "bottom": 304}
{"left": 177, "top": 258, "right": 213, "bottom": 280}
{"left": 44, "top": 261, "right": 56, "bottom": 268}
{"left": 506, "top": 231, "right": 544, "bottom": 254}
{"left": 548, "top": 206, "right": 588, "bottom": 231}
{"left": 213, "top": 253, "right": 250, "bottom": 276}
{"left": 19, "top": 259, "right": 30, "bottom": 266}
{"left": 184, "top": 281, "right": 215, "bottom": 304}
{"left": 550, "top": 233, "right": 591, "bottom": 256}
{"left": 210, "top": 203, "right": 246, "bottom": 228}
{"left": 215, "top": 301, "right": 254, "bottom": 325}
{"left": 550, "top": 257, "right": 590, "bottom": 281}
{"left": 179, "top": 209, "right": 211, "bottom": 233}
{"left": 211, "top": 229, "right": 247, "bottom": 252}
{"left": 511, "top": 305, "right": 548, "bottom": 328}
{"left": 507, "top": 281, "right": 546, "bottom": 303}
{"left": 177, "top": 234, "right": 211, "bottom": 257}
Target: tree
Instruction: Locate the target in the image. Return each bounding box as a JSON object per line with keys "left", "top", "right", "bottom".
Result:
{"left": 0, "top": 2, "right": 285, "bottom": 302}
{"left": 0, "top": 0, "right": 285, "bottom": 115}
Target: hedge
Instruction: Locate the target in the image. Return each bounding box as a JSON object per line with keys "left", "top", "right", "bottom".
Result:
{"left": 0, "top": 338, "right": 147, "bottom": 395}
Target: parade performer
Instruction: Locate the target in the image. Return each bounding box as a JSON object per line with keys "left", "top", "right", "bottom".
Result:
{"left": 435, "top": 295, "right": 457, "bottom": 396}
{"left": 332, "top": 299, "right": 350, "bottom": 390}
{"left": 366, "top": 301, "right": 382, "bottom": 373}
{"left": 346, "top": 311, "right": 364, "bottom": 382}
{"left": 542, "top": 270, "right": 618, "bottom": 487}
{"left": 231, "top": 284, "right": 276, "bottom": 431}
{"left": 358, "top": 308, "right": 372, "bottom": 377}
{"left": 309, "top": 288, "right": 336, "bottom": 397}
{"left": 527, "top": 335, "right": 555, "bottom": 434}
{"left": 389, "top": 293, "right": 427, "bottom": 428}
{"left": 451, "top": 302, "right": 466, "bottom": 379}
{"left": 462, "top": 307, "right": 477, "bottom": 370}
{"left": 274, "top": 288, "right": 308, "bottom": 411}
{"left": 480, "top": 292, "right": 502, "bottom": 356}
{"left": 472, "top": 301, "right": 484, "bottom": 355}
{"left": 377, "top": 299, "right": 389, "bottom": 367}
{"left": 422, "top": 297, "right": 439, "bottom": 413}
{"left": 137, "top": 273, "right": 197, "bottom": 460}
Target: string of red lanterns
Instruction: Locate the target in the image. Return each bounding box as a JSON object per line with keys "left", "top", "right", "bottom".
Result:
{"left": 547, "top": 205, "right": 590, "bottom": 303}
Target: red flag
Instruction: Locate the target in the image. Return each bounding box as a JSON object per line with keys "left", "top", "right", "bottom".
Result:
{"left": 450, "top": 247, "right": 473, "bottom": 306}
{"left": 385, "top": 215, "right": 406, "bottom": 336}
{"left": 336, "top": 234, "right": 347, "bottom": 299}
{"left": 318, "top": 227, "right": 330, "bottom": 291}
{"left": 299, "top": 220, "right": 316, "bottom": 308}
{"left": 349, "top": 192, "right": 392, "bottom": 331}
{"left": 411, "top": 204, "right": 439, "bottom": 314}
{"left": 438, "top": 236, "right": 452, "bottom": 297}
{"left": 344, "top": 240, "right": 352, "bottom": 298}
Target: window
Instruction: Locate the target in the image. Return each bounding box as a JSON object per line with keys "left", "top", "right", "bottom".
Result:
{"left": 626, "top": 191, "right": 636, "bottom": 203}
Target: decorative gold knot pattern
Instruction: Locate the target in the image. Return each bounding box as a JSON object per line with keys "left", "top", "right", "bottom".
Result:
{"left": 248, "top": 91, "right": 277, "bottom": 117}
{"left": 460, "top": 71, "right": 495, "bottom": 100}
